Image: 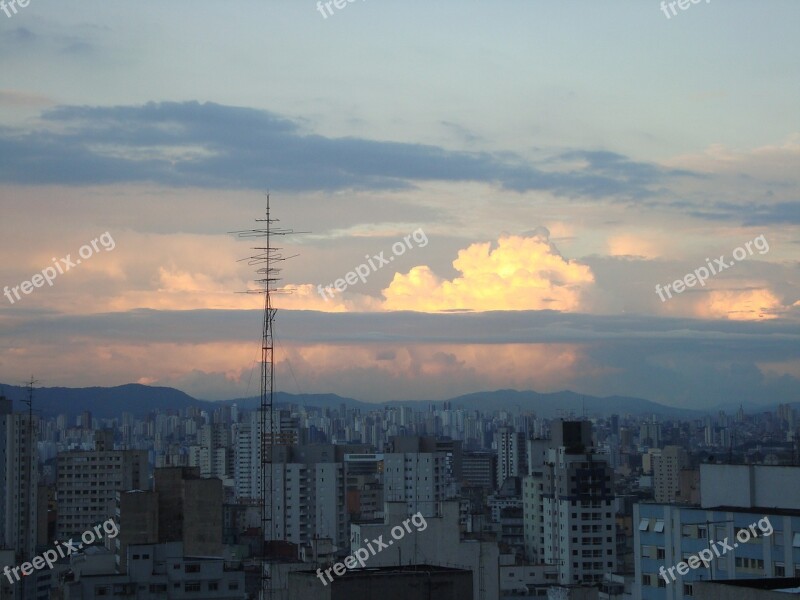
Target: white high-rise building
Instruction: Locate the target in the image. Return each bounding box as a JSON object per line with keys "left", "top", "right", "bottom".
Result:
{"left": 267, "top": 461, "right": 347, "bottom": 547}
{"left": 384, "top": 436, "right": 446, "bottom": 518}
{"left": 523, "top": 421, "right": 616, "bottom": 585}
{"left": 234, "top": 410, "right": 299, "bottom": 501}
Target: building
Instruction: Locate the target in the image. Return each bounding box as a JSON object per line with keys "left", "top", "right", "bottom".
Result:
{"left": 344, "top": 453, "right": 384, "bottom": 520}
{"left": 56, "top": 431, "right": 148, "bottom": 540}
{"left": 694, "top": 577, "right": 800, "bottom": 600}
{"left": 350, "top": 501, "right": 499, "bottom": 600}
{"left": 189, "top": 423, "right": 232, "bottom": 481}
{"left": 495, "top": 426, "right": 524, "bottom": 489}
{"left": 113, "top": 490, "right": 158, "bottom": 573}
{"left": 233, "top": 410, "right": 299, "bottom": 501}
{"left": 383, "top": 437, "right": 446, "bottom": 518}
{"left": 288, "top": 565, "right": 472, "bottom": 600}
{"left": 640, "top": 422, "right": 662, "bottom": 448}
{"left": 523, "top": 421, "right": 617, "bottom": 585}
{"left": 61, "top": 542, "right": 246, "bottom": 600}
{"left": 653, "top": 446, "right": 689, "bottom": 504}
{"left": 266, "top": 445, "right": 348, "bottom": 549}
{"left": 153, "top": 467, "right": 223, "bottom": 556}
{"left": 0, "top": 396, "right": 38, "bottom": 560}
{"left": 634, "top": 503, "right": 800, "bottom": 600}
{"left": 634, "top": 464, "right": 800, "bottom": 600}
{"left": 461, "top": 451, "right": 495, "bottom": 490}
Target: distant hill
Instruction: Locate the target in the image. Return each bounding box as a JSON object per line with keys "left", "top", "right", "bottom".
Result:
{"left": 0, "top": 382, "right": 768, "bottom": 420}
{"left": 426, "top": 389, "right": 703, "bottom": 418}
{"left": 0, "top": 383, "right": 204, "bottom": 419}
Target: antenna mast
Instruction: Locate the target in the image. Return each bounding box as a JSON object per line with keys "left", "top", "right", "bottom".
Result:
{"left": 232, "top": 195, "right": 301, "bottom": 600}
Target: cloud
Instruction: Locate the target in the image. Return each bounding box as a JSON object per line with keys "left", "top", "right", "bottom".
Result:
{"left": 606, "top": 233, "right": 666, "bottom": 259}
{"left": 1, "top": 308, "right": 798, "bottom": 404}
{"left": 382, "top": 230, "right": 595, "bottom": 312}
{"left": 0, "top": 101, "right": 682, "bottom": 196}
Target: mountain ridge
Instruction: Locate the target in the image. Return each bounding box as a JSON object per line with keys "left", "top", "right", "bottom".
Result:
{"left": 1, "top": 382, "right": 781, "bottom": 420}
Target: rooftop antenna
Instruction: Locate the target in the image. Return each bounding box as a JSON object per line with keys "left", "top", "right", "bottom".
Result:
{"left": 231, "top": 194, "right": 305, "bottom": 600}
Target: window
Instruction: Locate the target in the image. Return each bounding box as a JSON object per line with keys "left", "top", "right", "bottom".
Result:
{"left": 793, "top": 533, "right": 800, "bottom": 548}
{"left": 184, "top": 582, "right": 201, "bottom": 592}
{"left": 228, "top": 582, "right": 239, "bottom": 590}
{"left": 208, "top": 582, "right": 219, "bottom": 591}
{"left": 775, "top": 563, "right": 785, "bottom": 577}
{"left": 683, "top": 583, "right": 693, "bottom": 596}
{"left": 185, "top": 564, "right": 200, "bottom": 573}
{"left": 654, "top": 520, "right": 665, "bottom": 533}
{"left": 638, "top": 518, "right": 650, "bottom": 531}
{"left": 95, "top": 587, "right": 109, "bottom": 596}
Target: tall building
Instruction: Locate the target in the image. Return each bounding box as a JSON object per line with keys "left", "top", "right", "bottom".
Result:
{"left": 0, "top": 396, "right": 38, "bottom": 560}
{"left": 640, "top": 422, "right": 662, "bottom": 448}
{"left": 462, "top": 451, "right": 496, "bottom": 490}
{"left": 265, "top": 445, "right": 349, "bottom": 548}
{"left": 652, "top": 446, "right": 689, "bottom": 504}
{"left": 154, "top": 467, "right": 223, "bottom": 555}
{"left": 113, "top": 467, "right": 223, "bottom": 573}
{"left": 233, "top": 409, "right": 299, "bottom": 501}
{"left": 495, "top": 426, "right": 524, "bottom": 489}
{"left": 523, "top": 421, "right": 616, "bottom": 585}
{"left": 56, "top": 430, "right": 148, "bottom": 539}
{"left": 384, "top": 436, "right": 447, "bottom": 518}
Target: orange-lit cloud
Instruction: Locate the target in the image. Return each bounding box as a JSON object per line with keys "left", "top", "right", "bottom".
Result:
{"left": 382, "top": 232, "right": 595, "bottom": 312}
{"left": 696, "top": 288, "right": 783, "bottom": 321}
{"left": 0, "top": 334, "right": 587, "bottom": 401}
{"left": 607, "top": 234, "right": 665, "bottom": 259}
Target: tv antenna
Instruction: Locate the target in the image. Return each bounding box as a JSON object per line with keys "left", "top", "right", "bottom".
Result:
{"left": 231, "top": 194, "right": 305, "bottom": 600}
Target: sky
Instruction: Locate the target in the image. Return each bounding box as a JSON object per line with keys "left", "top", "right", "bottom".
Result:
{"left": 0, "top": 0, "right": 798, "bottom": 409}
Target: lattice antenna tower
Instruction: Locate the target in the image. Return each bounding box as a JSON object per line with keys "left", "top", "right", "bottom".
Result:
{"left": 231, "top": 195, "right": 303, "bottom": 600}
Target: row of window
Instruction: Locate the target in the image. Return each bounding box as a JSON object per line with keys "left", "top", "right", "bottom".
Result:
{"left": 95, "top": 581, "right": 238, "bottom": 595}
{"left": 639, "top": 519, "right": 800, "bottom": 548}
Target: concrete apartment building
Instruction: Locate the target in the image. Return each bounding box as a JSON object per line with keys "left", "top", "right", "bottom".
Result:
{"left": 634, "top": 463, "right": 800, "bottom": 600}
{"left": 0, "top": 397, "right": 38, "bottom": 560}
{"left": 523, "top": 421, "right": 617, "bottom": 585}
{"left": 113, "top": 467, "right": 223, "bottom": 573}
{"left": 233, "top": 409, "right": 299, "bottom": 501}
{"left": 57, "top": 430, "right": 148, "bottom": 539}
{"left": 1, "top": 397, "right": 41, "bottom": 600}
{"left": 264, "top": 445, "right": 349, "bottom": 549}
{"left": 495, "top": 426, "right": 525, "bottom": 489}
{"left": 653, "top": 446, "right": 690, "bottom": 504}
{"left": 188, "top": 423, "right": 233, "bottom": 482}
{"left": 61, "top": 542, "right": 246, "bottom": 600}
{"left": 383, "top": 436, "right": 447, "bottom": 518}
{"left": 351, "top": 501, "right": 499, "bottom": 600}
